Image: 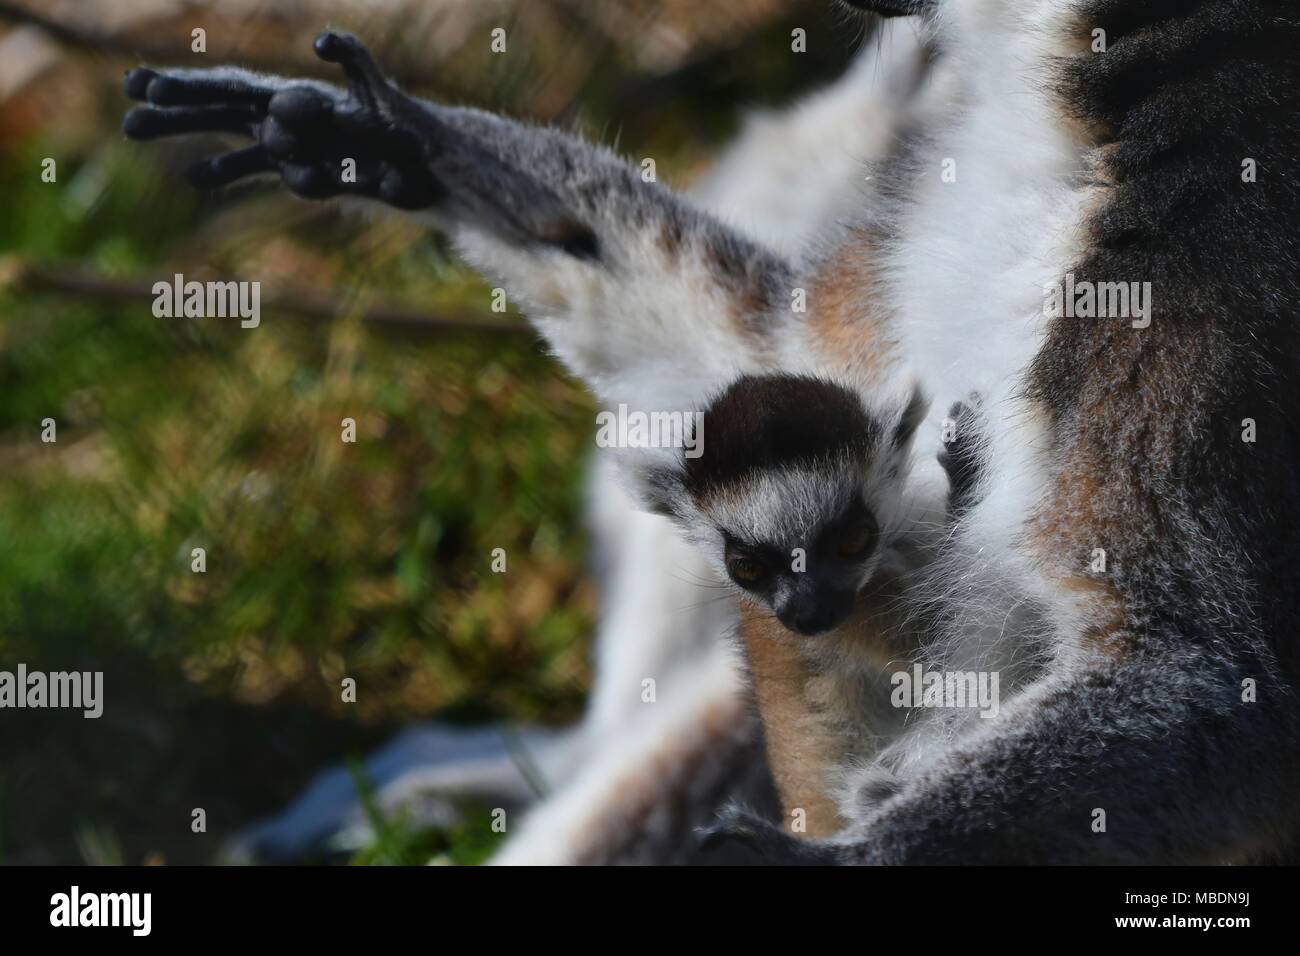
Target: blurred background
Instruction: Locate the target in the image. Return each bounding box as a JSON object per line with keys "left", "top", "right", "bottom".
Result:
{"left": 0, "top": 0, "right": 858, "bottom": 864}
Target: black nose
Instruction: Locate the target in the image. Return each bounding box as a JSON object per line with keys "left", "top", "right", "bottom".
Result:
{"left": 778, "top": 588, "right": 856, "bottom": 636}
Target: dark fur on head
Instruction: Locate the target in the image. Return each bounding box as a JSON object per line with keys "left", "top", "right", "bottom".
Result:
{"left": 681, "top": 374, "right": 882, "bottom": 500}
{"left": 836, "top": 0, "right": 932, "bottom": 18}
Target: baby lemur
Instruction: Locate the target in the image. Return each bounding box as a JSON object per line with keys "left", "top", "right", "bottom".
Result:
{"left": 639, "top": 372, "right": 953, "bottom": 837}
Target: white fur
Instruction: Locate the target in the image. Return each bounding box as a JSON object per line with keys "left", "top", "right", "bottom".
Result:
{"left": 691, "top": 18, "right": 930, "bottom": 260}
{"left": 824, "top": 0, "right": 1101, "bottom": 802}
{"left": 490, "top": 635, "right": 745, "bottom": 865}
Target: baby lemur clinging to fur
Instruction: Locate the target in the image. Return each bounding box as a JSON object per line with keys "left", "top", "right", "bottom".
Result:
{"left": 637, "top": 372, "right": 962, "bottom": 837}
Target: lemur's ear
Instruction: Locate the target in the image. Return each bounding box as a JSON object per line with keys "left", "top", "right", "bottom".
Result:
{"left": 890, "top": 385, "right": 928, "bottom": 454}
{"left": 623, "top": 458, "right": 688, "bottom": 520}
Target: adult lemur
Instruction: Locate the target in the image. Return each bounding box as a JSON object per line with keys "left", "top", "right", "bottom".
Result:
{"left": 126, "top": 0, "right": 1300, "bottom": 862}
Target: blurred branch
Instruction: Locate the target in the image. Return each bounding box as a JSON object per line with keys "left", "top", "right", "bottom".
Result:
{"left": 1, "top": 257, "right": 531, "bottom": 337}
{"left": 0, "top": 1, "right": 240, "bottom": 65}
{"left": 0, "top": 0, "right": 451, "bottom": 89}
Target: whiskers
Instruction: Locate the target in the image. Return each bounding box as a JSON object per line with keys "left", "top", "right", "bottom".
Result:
{"left": 667, "top": 567, "right": 737, "bottom": 616}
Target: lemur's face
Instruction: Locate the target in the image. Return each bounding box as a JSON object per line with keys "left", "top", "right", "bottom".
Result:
{"left": 717, "top": 480, "right": 881, "bottom": 637}
{"left": 664, "top": 374, "right": 926, "bottom": 638}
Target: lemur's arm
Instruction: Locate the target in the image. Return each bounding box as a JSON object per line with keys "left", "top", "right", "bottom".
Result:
{"left": 123, "top": 31, "right": 796, "bottom": 412}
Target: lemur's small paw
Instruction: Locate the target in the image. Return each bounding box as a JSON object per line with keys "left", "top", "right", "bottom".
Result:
{"left": 940, "top": 391, "right": 990, "bottom": 519}
{"left": 946, "top": 393, "right": 985, "bottom": 430}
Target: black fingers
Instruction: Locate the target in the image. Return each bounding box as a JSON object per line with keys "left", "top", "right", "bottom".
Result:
{"left": 312, "top": 31, "right": 392, "bottom": 112}
{"left": 123, "top": 67, "right": 157, "bottom": 101}
{"left": 124, "top": 66, "right": 278, "bottom": 109}
{"left": 122, "top": 66, "right": 286, "bottom": 142}
{"left": 186, "top": 146, "right": 274, "bottom": 189}
{"left": 123, "top": 104, "right": 260, "bottom": 140}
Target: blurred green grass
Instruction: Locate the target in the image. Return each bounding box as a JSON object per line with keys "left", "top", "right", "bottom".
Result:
{"left": 0, "top": 132, "right": 601, "bottom": 711}
{"left": 0, "top": 141, "right": 597, "bottom": 863}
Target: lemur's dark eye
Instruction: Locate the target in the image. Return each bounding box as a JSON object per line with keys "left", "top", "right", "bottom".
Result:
{"left": 837, "top": 522, "right": 875, "bottom": 559}
{"left": 727, "top": 556, "right": 769, "bottom": 587}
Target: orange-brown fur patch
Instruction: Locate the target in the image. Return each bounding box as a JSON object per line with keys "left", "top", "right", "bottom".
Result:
{"left": 658, "top": 219, "right": 780, "bottom": 357}
{"left": 1058, "top": 574, "right": 1129, "bottom": 658}
{"left": 701, "top": 234, "right": 783, "bottom": 330}
{"left": 738, "top": 603, "right": 847, "bottom": 838}
{"left": 1054, "top": 10, "right": 1120, "bottom": 136}
{"left": 808, "top": 226, "right": 902, "bottom": 383}
{"left": 1032, "top": 430, "right": 1132, "bottom": 659}
{"left": 1051, "top": 14, "right": 1120, "bottom": 191}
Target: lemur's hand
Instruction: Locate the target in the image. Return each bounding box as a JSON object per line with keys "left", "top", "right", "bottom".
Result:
{"left": 125, "top": 30, "right": 599, "bottom": 256}
{"left": 124, "top": 31, "right": 441, "bottom": 208}
{"left": 938, "top": 392, "right": 987, "bottom": 519}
